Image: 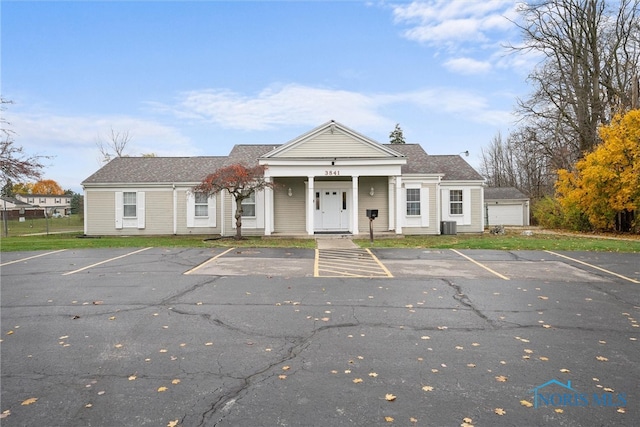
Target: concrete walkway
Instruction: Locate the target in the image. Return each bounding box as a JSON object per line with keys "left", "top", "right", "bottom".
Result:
{"left": 315, "top": 236, "right": 358, "bottom": 249}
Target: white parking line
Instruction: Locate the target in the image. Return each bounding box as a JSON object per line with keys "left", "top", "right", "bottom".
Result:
{"left": 183, "top": 247, "right": 236, "bottom": 275}
{"left": 545, "top": 250, "right": 640, "bottom": 284}
{"left": 62, "top": 247, "right": 153, "bottom": 276}
{"left": 450, "top": 249, "right": 510, "bottom": 280}
{"left": 0, "top": 249, "right": 67, "bottom": 267}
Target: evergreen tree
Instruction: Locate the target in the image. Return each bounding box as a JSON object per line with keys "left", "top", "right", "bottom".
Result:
{"left": 389, "top": 124, "right": 405, "bottom": 144}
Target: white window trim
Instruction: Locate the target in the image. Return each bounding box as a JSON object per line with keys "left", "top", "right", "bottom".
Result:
{"left": 231, "top": 190, "right": 264, "bottom": 229}
{"left": 187, "top": 192, "right": 216, "bottom": 228}
{"left": 441, "top": 188, "right": 471, "bottom": 225}
{"left": 403, "top": 184, "right": 429, "bottom": 227}
{"left": 115, "top": 191, "right": 145, "bottom": 229}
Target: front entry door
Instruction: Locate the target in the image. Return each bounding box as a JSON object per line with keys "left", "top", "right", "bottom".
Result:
{"left": 315, "top": 189, "right": 349, "bottom": 231}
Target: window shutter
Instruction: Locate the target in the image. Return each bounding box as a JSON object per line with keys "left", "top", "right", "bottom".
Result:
{"left": 208, "top": 195, "right": 216, "bottom": 227}
{"left": 420, "top": 187, "right": 429, "bottom": 227}
{"left": 186, "top": 192, "right": 195, "bottom": 228}
{"left": 137, "top": 192, "right": 146, "bottom": 229}
{"left": 115, "top": 192, "right": 123, "bottom": 229}
{"left": 463, "top": 188, "right": 471, "bottom": 225}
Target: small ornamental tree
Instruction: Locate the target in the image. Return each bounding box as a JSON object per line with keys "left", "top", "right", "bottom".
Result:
{"left": 194, "top": 164, "right": 274, "bottom": 239}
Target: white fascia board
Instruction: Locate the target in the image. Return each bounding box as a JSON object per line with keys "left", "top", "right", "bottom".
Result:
{"left": 439, "top": 180, "right": 485, "bottom": 187}
{"left": 263, "top": 163, "right": 403, "bottom": 178}
{"left": 260, "top": 158, "right": 406, "bottom": 167}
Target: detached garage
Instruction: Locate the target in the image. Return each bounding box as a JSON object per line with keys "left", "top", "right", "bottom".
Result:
{"left": 484, "top": 187, "right": 530, "bottom": 226}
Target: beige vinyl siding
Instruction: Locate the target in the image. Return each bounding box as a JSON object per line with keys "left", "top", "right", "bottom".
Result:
{"left": 143, "top": 191, "right": 173, "bottom": 234}
{"left": 273, "top": 178, "right": 306, "bottom": 234}
{"left": 222, "top": 191, "right": 264, "bottom": 236}
{"left": 86, "top": 189, "right": 173, "bottom": 235}
{"left": 357, "top": 177, "right": 388, "bottom": 233}
{"left": 279, "top": 130, "right": 388, "bottom": 158}
{"left": 85, "top": 190, "right": 116, "bottom": 235}
{"left": 454, "top": 187, "right": 483, "bottom": 233}
{"left": 175, "top": 189, "right": 222, "bottom": 235}
{"left": 402, "top": 182, "right": 438, "bottom": 235}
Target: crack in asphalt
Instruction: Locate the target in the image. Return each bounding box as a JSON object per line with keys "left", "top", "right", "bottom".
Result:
{"left": 441, "top": 278, "right": 498, "bottom": 328}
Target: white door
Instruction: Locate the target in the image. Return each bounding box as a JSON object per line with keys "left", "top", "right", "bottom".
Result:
{"left": 315, "top": 190, "right": 349, "bottom": 231}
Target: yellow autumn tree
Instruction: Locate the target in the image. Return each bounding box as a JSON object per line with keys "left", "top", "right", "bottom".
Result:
{"left": 556, "top": 110, "right": 640, "bottom": 232}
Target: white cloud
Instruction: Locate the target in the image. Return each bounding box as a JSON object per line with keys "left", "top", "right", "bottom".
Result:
{"left": 159, "top": 83, "right": 512, "bottom": 131}
{"left": 156, "top": 84, "right": 394, "bottom": 132}
{"left": 443, "top": 57, "right": 492, "bottom": 75}
{"left": 392, "top": 0, "right": 516, "bottom": 46}
{"left": 10, "top": 112, "right": 194, "bottom": 157}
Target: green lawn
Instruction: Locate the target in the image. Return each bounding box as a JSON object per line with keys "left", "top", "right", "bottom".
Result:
{"left": 1, "top": 229, "right": 638, "bottom": 252}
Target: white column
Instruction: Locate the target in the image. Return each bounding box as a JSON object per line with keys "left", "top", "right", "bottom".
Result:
{"left": 388, "top": 177, "right": 395, "bottom": 231}
{"left": 351, "top": 176, "right": 359, "bottom": 235}
{"left": 307, "top": 176, "right": 314, "bottom": 235}
{"left": 395, "top": 176, "right": 403, "bottom": 234}
{"left": 264, "top": 177, "right": 273, "bottom": 235}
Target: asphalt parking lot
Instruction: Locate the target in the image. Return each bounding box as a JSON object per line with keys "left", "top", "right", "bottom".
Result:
{"left": 1, "top": 247, "right": 639, "bottom": 426}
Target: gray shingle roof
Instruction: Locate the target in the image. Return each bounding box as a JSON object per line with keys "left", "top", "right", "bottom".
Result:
{"left": 484, "top": 187, "right": 528, "bottom": 200}
{"left": 384, "top": 144, "right": 484, "bottom": 181}
{"left": 83, "top": 144, "right": 484, "bottom": 184}
{"left": 82, "top": 156, "right": 227, "bottom": 184}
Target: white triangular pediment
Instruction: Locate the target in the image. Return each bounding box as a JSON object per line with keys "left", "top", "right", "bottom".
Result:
{"left": 261, "top": 121, "right": 404, "bottom": 159}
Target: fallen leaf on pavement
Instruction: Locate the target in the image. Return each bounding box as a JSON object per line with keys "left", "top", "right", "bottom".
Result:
{"left": 385, "top": 393, "right": 396, "bottom": 401}
{"left": 384, "top": 416, "right": 394, "bottom": 422}
{"left": 21, "top": 397, "right": 38, "bottom": 406}
{"left": 494, "top": 408, "right": 506, "bottom": 415}
{"left": 158, "top": 387, "right": 168, "bottom": 392}
{"left": 520, "top": 400, "right": 533, "bottom": 407}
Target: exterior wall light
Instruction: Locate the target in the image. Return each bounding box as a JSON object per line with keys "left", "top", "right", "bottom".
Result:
{"left": 287, "top": 188, "right": 293, "bottom": 197}
{"left": 369, "top": 187, "right": 375, "bottom": 197}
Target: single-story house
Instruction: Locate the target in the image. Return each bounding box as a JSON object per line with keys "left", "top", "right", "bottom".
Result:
{"left": 484, "top": 187, "right": 530, "bottom": 226}
{"left": 82, "top": 121, "right": 485, "bottom": 236}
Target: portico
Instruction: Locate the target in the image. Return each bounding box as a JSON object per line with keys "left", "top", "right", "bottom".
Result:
{"left": 259, "top": 122, "right": 407, "bottom": 236}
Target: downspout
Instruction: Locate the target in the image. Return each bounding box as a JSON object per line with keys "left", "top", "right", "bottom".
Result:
{"left": 172, "top": 184, "right": 177, "bottom": 235}
{"left": 220, "top": 189, "right": 225, "bottom": 237}
{"left": 83, "top": 185, "right": 88, "bottom": 235}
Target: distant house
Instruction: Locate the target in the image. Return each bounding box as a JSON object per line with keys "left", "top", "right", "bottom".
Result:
{"left": 484, "top": 187, "right": 530, "bottom": 226}
{"left": 0, "top": 196, "right": 45, "bottom": 220}
{"left": 15, "top": 193, "right": 72, "bottom": 217}
{"left": 82, "top": 121, "right": 485, "bottom": 236}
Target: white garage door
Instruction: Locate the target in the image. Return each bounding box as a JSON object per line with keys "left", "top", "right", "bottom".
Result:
{"left": 487, "top": 204, "right": 524, "bottom": 226}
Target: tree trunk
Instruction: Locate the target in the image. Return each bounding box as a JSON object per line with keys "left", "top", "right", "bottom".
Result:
{"left": 235, "top": 197, "right": 243, "bottom": 239}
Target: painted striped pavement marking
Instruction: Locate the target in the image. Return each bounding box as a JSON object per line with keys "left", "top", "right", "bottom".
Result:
{"left": 315, "top": 248, "right": 393, "bottom": 278}
{"left": 62, "top": 247, "right": 153, "bottom": 276}
{"left": 450, "top": 249, "right": 510, "bottom": 280}
{"left": 0, "top": 249, "right": 67, "bottom": 267}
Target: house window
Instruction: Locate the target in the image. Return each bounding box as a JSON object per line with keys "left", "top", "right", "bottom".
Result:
{"left": 315, "top": 192, "right": 320, "bottom": 210}
{"left": 39, "top": 198, "right": 46, "bottom": 203}
{"left": 28, "top": 198, "right": 34, "bottom": 203}
{"left": 241, "top": 192, "right": 256, "bottom": 217}
{"left": 406, "top": 188, "right": 421, "bottom": 216}
{"left": 55, "top": 198, "right": 61, "bottom": 204}
{"left": 194, "top": 192, "right": 209, "bottom": 217}
{"left": 450, "top": 190, "right": 463, "bottom": 215}
{"left": 123, "top": 192, "right": 137, "bottom": 217}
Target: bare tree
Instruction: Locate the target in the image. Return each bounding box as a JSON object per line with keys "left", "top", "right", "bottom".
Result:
{"left": 1, "top": 98, "right": 48, "bottom": 184}
{"left": 96, "top": 128, "right": 132, "bottom": 163}
{"left": 511, "top": 0, "right": 640, "bottom": 159}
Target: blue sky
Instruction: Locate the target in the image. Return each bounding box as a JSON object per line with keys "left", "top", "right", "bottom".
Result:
{"left": 2, "top": 0, "right": 537, "bottom": 192}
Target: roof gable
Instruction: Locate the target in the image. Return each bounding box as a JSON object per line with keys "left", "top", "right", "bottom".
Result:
{"left": 262, "top": 121, "right": 404, "bottom": 159}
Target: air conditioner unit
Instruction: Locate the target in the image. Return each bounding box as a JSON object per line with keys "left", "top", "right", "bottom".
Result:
{"left": 441, "top": 221, "right": 457, "bottom": 235}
